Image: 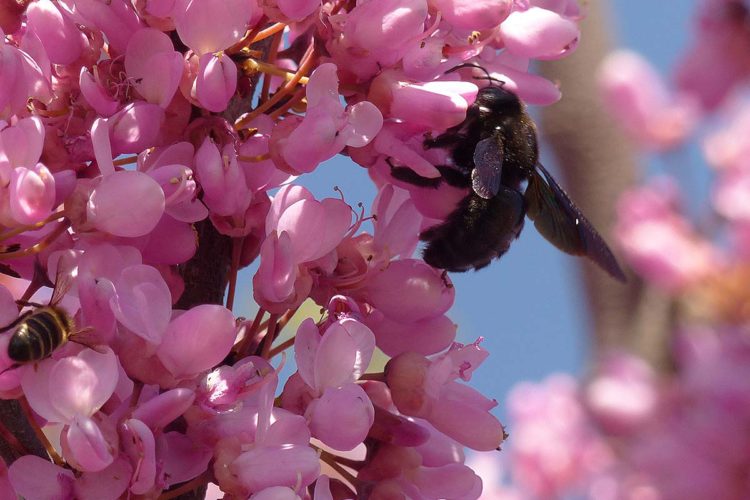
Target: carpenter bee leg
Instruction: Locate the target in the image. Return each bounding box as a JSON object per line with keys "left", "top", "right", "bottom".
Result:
{"left": 436, "top": 165, "right": 471, "bottom": 189}
{"left": 424, "top": 129, "right": 465, "bottom": 149}
{"left": 387, "top": 158, "right": 444, "bottom": 188}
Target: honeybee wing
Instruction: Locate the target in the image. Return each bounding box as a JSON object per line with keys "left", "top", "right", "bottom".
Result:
{"left": 48, "top": 256, "right": 75, "bottom": 306}
{"left": 0, "top": 263, "right": 20, "bottom": 279}
{"left": 525, "top": 163, "right": 626, "bottom": 282}
{"left": 471, "top": 135, "right": 503, "bottom": 199}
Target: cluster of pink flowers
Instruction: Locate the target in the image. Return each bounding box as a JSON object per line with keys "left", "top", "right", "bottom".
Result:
{"left": 474, "top": 2, "right": 750, "bottom": 499}
{"left": 0, "top": 0, "right": 584, "bottom": 498}
{"left": 480, "top": 332, "right": 750, "bottom": 499}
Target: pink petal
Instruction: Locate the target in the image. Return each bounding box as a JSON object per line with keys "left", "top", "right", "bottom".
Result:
{"left": 195, "top": 52, "right": 237, "bottom": 113}
{"left": 254, "top": 231, "right": 298, "bottom": 305}
{"left": 432, "top": 0, "right": 512, "bottom": 30}
{"left": 307, "top": 384, "right": 374, "bottom": 451}
{"left": 157, "top": 304, "right": 237, "bottom": 378}
{"left": 372, "top": 184, "right": 423, "bottom": 259}
{"left": 125, "top": 27, "right": 182, "bottom": 107}
{"left": 109, "top": 101, "right": 166, "bottom": 155}
{"left": 26, "top": 0, "right": 85, "bottom": 65}
{"left": 0, "top": 284, "right": 17, "bottom": 328}
{"left": 266, "top": 185, "right": 315, "bottom": 234}
{"left": 132, "top": 388, "right": 195, "bottom": 429}
{"left": 173, "top": 0, "right": 256, "bottom": 54}
{"left": 264, "top": 411, "right": 311, "bottom": 446}
{"left": 79, "top": 68, "right": 121, "bottom": 117}
{"left": 500, "top": 7, "right": 579, "bottom": 60}
{"left": 428, "top": 387, "right": 505, "bottom": 451}
{"left": 250, "top": 486, "right": 301, "bottom": 500}
{"left": 120, "top": 419, "right": 156, "bottom": 495}
{"left": 342, "top": 101, "right": 383, "bottom": 147}
{"left": 1, "top": 116, "right": 44, "bottom": 167}
{"left": 366, "top": 259, "right": 455, "bottom": 322}
{"left": 91, "top": 117, "right": 116, "bottom": 176}
{"left": 9, "top": 164, "right": 55, "bottom": 224}
{"left": 111, "top": 264, "right": 172, "bottom": 343}
{"left": 8, "top": 455, "right": 74, "bottom": 499}
{"left": 367, "top": 313, "right": 456, "bottom": 357}
{"left": 411, "top": 463, "right": 480, "bottom": 499}
{"left": 141, "top": 214, "right": 198, "bottom": 264}
{"left": 64, "top": 414, "right": 115, "bottom": 471}
{"left": 157, "top": 431, "right": 212, "bottom": 488}
{"left": 74, "top": 458, "right": 132, "bottom": 500}
{"left": 314, "top": 319, "right": 375, "bottom": 389}
{"left": 313, "top": 476, "right": 333, "bottom": 500}
{"left": 231, "top": 445, "right": 320, "bottom": 492}
{"left": 88, "top": 170, "right": 166, "bottom": 237}
{"left": 48, "top": 347, "right": 119, "bottom": 420}
{"left": 293, "top": 318, "right": 321, "bottom": 389}
{"left": 275, "top": 198, "right": 352, "bottom": 263}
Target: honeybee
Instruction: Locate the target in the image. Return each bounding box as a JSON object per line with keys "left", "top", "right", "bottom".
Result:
{"left": 389, "top": 65, "right": 626, "bottom": 281}
{"left": 1, "top": 265, "right": 76, "bottom": 365}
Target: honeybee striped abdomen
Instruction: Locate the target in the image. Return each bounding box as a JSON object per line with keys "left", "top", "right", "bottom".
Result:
{"left": 7, "top": 306, "right": 74, "bottom": 363}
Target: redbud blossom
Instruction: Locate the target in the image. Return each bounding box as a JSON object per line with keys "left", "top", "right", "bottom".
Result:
{"left": 194, "top": 52, "right": 238, "bottom": 113}
{"left": 173, "top": 0, "right": 257, "bottom": 54}
{"left": 124, "top": 28, "right": 183, "bottom": 108}
{"left": 431, "top": 0, "right": 512, "bottom": 30}
{"left": 386, "top": 344, "right": 506, "bottom": 451}
{"left": 598, "top": 50, "right": 699, "bottom": 150}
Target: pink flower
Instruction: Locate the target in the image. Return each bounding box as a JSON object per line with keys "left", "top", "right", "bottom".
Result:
{"left": 499, "top": 3, "right": 580, "bottom": 60}
{"left": 598, "top": 50, "right": 699, "bottom": 150}
{"left": 278, "top": 63, "right": 383, "bottom": 173}
{"left": 385, "top": 343, "right": 505, "bottom": 451}
{"left": 87, "top": 170, "right": 166, "bottom": 237}
{"left": 124, "top": 27, "right": 183, "bottom": 108}
{"left": 254, "top": 185, "right": 352, "bottom": 312}
{"left": 194, "top": 137, "right": 252, "bottom": 217}
{"left": 173, "top": 0, "right": 257, "bottom": 54}
{"left": 26, "top": 0, "right": 87, "bottom": 65}
{"left": 616, "top": 179, "right": 720, "bottom": 291}
{"left": 431, "top": 0, "right": 512, "bottom": 30}
{"left": 0, "top": 36, "right": 51, "bottom": 118}
{"left": 368, "top": 70, "right": 478, "bottom": 130}
{"left": 22, "top": 347, "right": 120, "bottom": 471}
{"left": 288, "top": 307, "right": 376, "bottom": 450}
{"left": 194, "top": 52, "right": 237, "bottom": 112}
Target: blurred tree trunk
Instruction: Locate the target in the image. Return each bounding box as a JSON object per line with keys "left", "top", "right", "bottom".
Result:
{"left": 538, "top": 0, "right": 674, "bottom": 368}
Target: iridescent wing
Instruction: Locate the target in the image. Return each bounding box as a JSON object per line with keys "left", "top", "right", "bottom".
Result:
{"left": 471, "top": 135, "right": 503, "bottom": 199}
{"left": 525, "top": 164, "right": 626, "bottom": 281}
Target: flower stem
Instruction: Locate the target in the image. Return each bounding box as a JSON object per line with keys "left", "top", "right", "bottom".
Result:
{"left": 249, "top": 22, "right": 287, "bottom": 44}
{"left": 0, "top": 211, "right": 67, "bottom": 242}
{"left": 235, "top": 43, "right": 316, "bottom": 130}
{"left": 0, "top": 220, "right": 71, "bottom": 261}
{"left": 318, "top": 448, "right": 360, "bottom": 487}
{"left": 225, "top": 237, "right": 244, "bottom": 312}
{"left": 19, "top": 397, "right": 64, "bottom": 467}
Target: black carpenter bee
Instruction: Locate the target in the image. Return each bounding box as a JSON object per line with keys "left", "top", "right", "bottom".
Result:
{"left": 389, "top": 65, "right": 626, "bottom": 281}
{"left": 0, "top": 265, "right": 76, "bottom": 365}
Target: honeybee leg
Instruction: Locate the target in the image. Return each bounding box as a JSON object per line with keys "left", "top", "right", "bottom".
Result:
{"left": 15, "top": 301, "right": 45, "bottom": 308}
{"left": 0, "top": 311, "right": 32, "bottom": 334}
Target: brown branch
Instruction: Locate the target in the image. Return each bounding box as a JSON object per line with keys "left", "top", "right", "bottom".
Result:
{"left": 538, "top": 0, "right": 673, "bottom": 367}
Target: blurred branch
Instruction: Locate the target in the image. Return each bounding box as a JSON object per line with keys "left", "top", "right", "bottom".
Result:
{"left": 538, "top": 0, "right": 673, "bottom": 367}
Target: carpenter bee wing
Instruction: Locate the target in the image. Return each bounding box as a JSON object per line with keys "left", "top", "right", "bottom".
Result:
{"left": 471, "top": 135, "right": 504, "bottom": 199}
{"left": 525, "top": 163, "right": 626, "bottom": 282}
